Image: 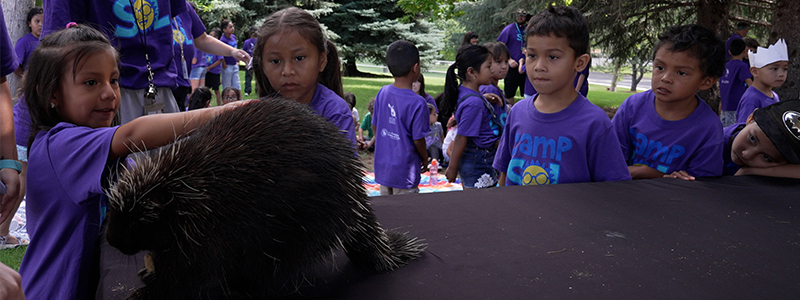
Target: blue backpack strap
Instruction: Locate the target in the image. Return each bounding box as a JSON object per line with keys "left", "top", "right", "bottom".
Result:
{"left": 457, "top": 93, "right": 503, "bottom": 131}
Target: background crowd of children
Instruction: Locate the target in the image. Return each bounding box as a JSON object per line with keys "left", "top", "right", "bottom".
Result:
{"left": 0, "top": 1, "right": 799, "bottom": 298}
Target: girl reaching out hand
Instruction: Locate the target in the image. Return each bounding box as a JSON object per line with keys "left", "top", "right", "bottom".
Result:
{"left": 18, "top": 24, "right": 249, "bottom": 300}
{"left": 252, "top": 7, "right": 356, "bottom": 146}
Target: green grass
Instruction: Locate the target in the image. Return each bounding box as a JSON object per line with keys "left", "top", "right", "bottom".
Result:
{"left": 0, "top": 246, "right": 27, "bottom": 271}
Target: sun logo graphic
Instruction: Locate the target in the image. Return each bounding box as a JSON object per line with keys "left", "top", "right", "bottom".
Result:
{"left": 133, "top": 0, "right": 155, "bottom": 31}
{"left": 521, "top": 165, "right": 550, "bottom": 185}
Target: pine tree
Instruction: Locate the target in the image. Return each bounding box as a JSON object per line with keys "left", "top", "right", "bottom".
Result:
{"left": 772, "top": 0, "right": 800, "bottom": 100}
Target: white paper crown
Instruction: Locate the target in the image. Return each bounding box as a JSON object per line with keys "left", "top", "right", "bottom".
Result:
{"left": 749, "top": 39, "right": 788, "bottom": 68}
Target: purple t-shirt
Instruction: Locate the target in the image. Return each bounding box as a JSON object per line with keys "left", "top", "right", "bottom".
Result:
{"left": 171, "top": 2, "right": 206, "bottom": 87}
{"left": 423, "top": 93, "right": 438, "bottom": 113}
{"left": 20, "top": 123, "right": 118, "bottom": 299}
{"left": 220, "top": 33, "right": 237, "bottom": 65}
{"left": 736, "top": 86, "right": 778, "bottom": 123}
{"left": 719, "top": 59, "right": 751, "bottom": 111}
{"left": 14, "top": 99, "right": 31, "bottom": 147}
{"left": 497, "top": 22, "right": 525, "bottom": 61}
{"left": 308, "top": 83, "right": 357, "bottom": 146}
{"left": 612, "top": 90, "right": 724, "bottom": 177}
{"left": 0, "top": 3, "right": 18, "bottom": 77}
{"left": 14, "top": 33, "right": 39, "bottom": 71}
{"left": 493, "top": 94, "right": 630, "bottom": 185}
{"left": 455, "top": 86, "right": 501, "bottom": 148}
{"left": 193, "top": 48, "right": 207, "bottom": 68}
{"left": 242, "top": 37, "right": 256, "bottom": 56}
{"left": 479, "top": 84, "right": 509, "bottom": 128}
{"left": 722, "top": 122, "right": 746, "bottom": 176}
{"left": 207, "top": 54, "right": 223, "bottom": 74}
{"left": 372, "top": 85, "right": 430, "bottom": 189}
{"left": 43, "top": 0, "right": 186, "bottom": 89}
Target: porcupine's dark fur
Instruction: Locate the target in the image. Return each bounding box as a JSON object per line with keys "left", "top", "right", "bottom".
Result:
{"left": 104, "top": 97, "right": 426, "bottom": 300}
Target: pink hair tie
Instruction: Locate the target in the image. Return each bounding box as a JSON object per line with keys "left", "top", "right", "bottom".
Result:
{"left": 66, "top": 22, "right": 78, "bottom": 28}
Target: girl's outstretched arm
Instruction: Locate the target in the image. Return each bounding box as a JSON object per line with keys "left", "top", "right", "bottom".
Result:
{"left": 109, "top": 101, "right": 252, "bottom": 160}
{"left": 194, "top": 33, "right": 250, "bottom": 63}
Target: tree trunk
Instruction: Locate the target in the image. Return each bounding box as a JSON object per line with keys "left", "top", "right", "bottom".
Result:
{"left": 631, "top": 70, "right": 644, "bottom": 92}
{"left": 1, "top": 0, "right": 34, "bottom": 102}
{"left": 695, "top": 0, "right": 728, "bottom": 115}
{"left": 772, "top": 0, "right": 800, "bottom": 100}
{"left": 610, "top": 59, "right": 621, "bottom": 92}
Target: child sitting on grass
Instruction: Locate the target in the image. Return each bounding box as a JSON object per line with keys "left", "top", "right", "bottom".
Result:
{"left": 724, "top": 99, "right": 800, "bottom": 178}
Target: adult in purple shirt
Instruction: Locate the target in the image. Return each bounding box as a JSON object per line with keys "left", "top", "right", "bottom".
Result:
{"left": 170, "top": 1, "right": 205, "bottom": 111}
{"left": 242, "top": 26, "right": 257, "bottom": 96}
{"left": 497, "top": 10, "right": 531, "bottom": 104}
{"left": 613, "top": 90, "right": 724, "bottom": 177}
{"left": 43, "top": 0, "right": 250, "bottom": 124}
{"left": 309, "top": 83, "right": 357, "bottom": 146}
{"left": 493, "top": 94, "right": 630, "bottom": 185}
{"left": 219, "top": 19, "right": 240, "bottom": 90}
{"left": 725, "top": 22, "right": 749, "bottom": 61}
{"left": 13, "top": 7, "right": 42, "bottom": 77}
{"left": 736, "top": 85, "right": 779, "bottom": 124}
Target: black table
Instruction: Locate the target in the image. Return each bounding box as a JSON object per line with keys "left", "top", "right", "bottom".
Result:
{"left": 101, "top": 176, "right": 800, "bottom": 299}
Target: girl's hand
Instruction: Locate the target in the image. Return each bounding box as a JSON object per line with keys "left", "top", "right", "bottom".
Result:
{"left": 230, "top": 49, "right": 251, "bottom": 63}
{"left": 445, "top": 165, "right": 458, "bottom": 182}
{"left": 663, "top": 170, "right": 695, "bottom": 181}
{"left": 0, "top": 168, "right": 20, "bottom": 225}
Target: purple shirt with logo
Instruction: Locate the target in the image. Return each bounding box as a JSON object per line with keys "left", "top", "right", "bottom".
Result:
{"left": 613, "top": 90, "right": 724, "bottom": 177}
{"left": 497, "top": 22, "right": 525, "bottom": 61}
{"left": 736, "top": 86, "right": 779, "bottom": 123}
{"left": 20, "top": 123, "right": 118, "bottom": 299}
{"left": 207, "top": 54, "right": 223, "bottom": 74}
{"left": 43, "top": 0, "right": 186, "bottom": 89}
{"left": 493, "top": 94, "right": 630, "bottom": 185}
{"left": 455, "top": 86, "right": 501, "bottom": 148}
{"left": 171, "top": 2, "right": 205, "bottom": 87}
{"left": 372, "top": 85, "right": 430, "bottom": 189}
{"left": 719, "top": 59, "right": 751, "bottom": 111}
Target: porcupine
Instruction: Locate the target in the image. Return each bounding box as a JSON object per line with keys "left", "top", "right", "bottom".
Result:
{"left": 104, "top": 97, "right": 426, "bottom": 299}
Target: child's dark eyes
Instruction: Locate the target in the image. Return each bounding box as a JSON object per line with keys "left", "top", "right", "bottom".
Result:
{"left": 678, "top": 71, "right": 688, "bottom": 76}
{"left": 269, "top": 59, "right": 280, "bottom": 64}
{"left": 85, "top": 80, "right": 97, "bottom": 86}
{"left": 548, "top": 55, "right": 558, "bottom": 60}
{"left": 749, "top": 134, "right": 756, "bottom": 143}
{"left": 294, "top": 56, "right": 305, "bottom": 62}
{"left": 527, "top": 54, "right": 536, "bottom": 59}
{"left": 762, "top": 153, "right": 774, "bottom": 163}
{"left": 655, "top": 66, "right": 664, "bottom": 71}
{"left": 111, "top": 78, "right": 119, "bottom": 85}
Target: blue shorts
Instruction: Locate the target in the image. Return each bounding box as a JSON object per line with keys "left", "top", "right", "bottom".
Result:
{"left": 190, "top": 66, "right": 207, "bottom": 80}
{"left": 458, "top": 141, "right": 498, "bottom": 189}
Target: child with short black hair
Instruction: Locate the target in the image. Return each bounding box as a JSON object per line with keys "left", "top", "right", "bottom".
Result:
{"left": 493, "top": 5, "right": 630, "bottom": 186}
{"left": 372, "top": 40, "right": 429, "bottom": 195}
{"left": 480, "top": 41, "right": 510, "bottom": 125}
{"left": 189, "top": 86, "right": 213, "bottom": 109}
{"left": 719, "top": 39, "right": 753, "bottom": 126}
{"left": 613, "top": 24, "right": 726, "bottom": 180}
{"left": 724, "top": 99, "right": 800, "bottom": 178}
{"left": 736, "top": 39, "right": 788, "bottom": 124}
{"left": 220, "top": 86, "right": 240, "bottom": 105}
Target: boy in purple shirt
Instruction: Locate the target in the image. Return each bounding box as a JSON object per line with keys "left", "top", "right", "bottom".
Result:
{"left": 719, "top": 39, "right": 753, "bottom": 126}
{"left": 613, "top": 25, "right": 725, "bottom": 180}
{"left": 372, "top": 40, "right": 429, "bottom": 195}
{"left": 493, "top": 6, "right": 630, "bottom": 186}
{"left": 736, "top": 39, "right": 788, "bottom": 123}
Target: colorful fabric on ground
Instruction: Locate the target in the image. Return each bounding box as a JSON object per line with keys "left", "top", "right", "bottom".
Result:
{"left": 363, "top": 172, "right": 462, "bottom": 196}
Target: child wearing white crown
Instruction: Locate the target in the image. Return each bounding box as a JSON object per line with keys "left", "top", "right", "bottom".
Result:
{"left": 736, "top": 39, "right": 788, "bottom": 123}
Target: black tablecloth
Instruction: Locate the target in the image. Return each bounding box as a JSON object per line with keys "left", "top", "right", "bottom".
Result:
{"left": 101, "top": 176, "right": 800, "bottom": 299}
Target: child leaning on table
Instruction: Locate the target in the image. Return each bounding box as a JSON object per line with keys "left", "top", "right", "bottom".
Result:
{"left": 723, "top": 99, "right": 800, "bottom": 178}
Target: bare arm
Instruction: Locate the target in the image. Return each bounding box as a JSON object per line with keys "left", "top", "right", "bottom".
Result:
{"left": 736, "top": 164, "right": 800, "bottom": 179}
{"left": 194, "top": 33, "right": 251, "bottom": 63}
{"left": 445, "top": 135, "right": 468, "bottom": 182}
{"left": 0, "top": 78, "right": 19, "bottom": 224}
{"left": 110, "top": 101, "right": 251, "bottom": 160}
{"left": 745, "top": 78, "right": 753, "bottom": 86}
{"left": 498, "top": 172, "right": 507, "bottom": 186}
{"left": 628, "top": 165, "right": 666, "bottom": 180}
{"left": 206, "top": 59, "right": 223, "bottom": 71}
{"left": 0, "top": 262, "right": 23, "bottom": 300}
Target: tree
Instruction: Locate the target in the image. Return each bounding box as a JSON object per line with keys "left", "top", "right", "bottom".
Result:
{"left": 320, "top": 0, "right": 443, "bottom": 76}
{"left": 771, "top": 0, "right": 800, "bottom": 100}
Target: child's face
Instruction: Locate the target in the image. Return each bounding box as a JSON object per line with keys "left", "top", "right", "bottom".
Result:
{"left": 412, "top": 81, "right": 421, "bottom": 94}
{"left": 470, "top": 55, "right": 494, "bottom": 86}
{"left": 224, "top": 22, "right": 235, "bottom": 35}
{"left": 525, "top": 34, "right": 586, "bottom": 96}
{"left": 222, "top": 90, "right": 238, "bottom": 105}
{"left": 29, "top": 13, "right": 43, "bottom": 38}
{"left": 55, "top": 49, "right": 120, "bottom": 128}
{"left": 651, "top": 47, "right": 715, "bottom": 104}
{"left": 731, "top": 120, "right": 787, "bottom": 168}
{"left": 490, "top": 54, "right": 509, "bottom": 80}
{"left": 429, "top": 110, "right": 438, "bottom": 124}
{"left": 261, "top": 30, "right": 326, "bottom": 105}
{"left": 752, "top": 61, "right": 788, "bottom": 89}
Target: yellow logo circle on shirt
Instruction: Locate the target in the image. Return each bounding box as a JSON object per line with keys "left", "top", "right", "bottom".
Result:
{"left": 521, "top": 165, "right": 550, "bottom": 185}
{"left": 133, "top": 0, "right": 155, "bottom": 30}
